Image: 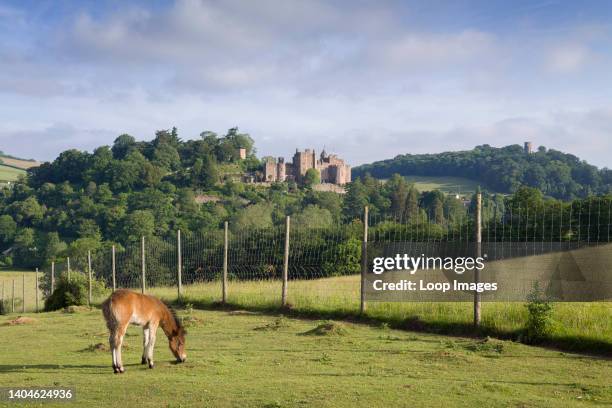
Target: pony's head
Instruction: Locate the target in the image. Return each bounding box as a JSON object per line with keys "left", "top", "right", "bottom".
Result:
{"left": 167, "top": 308, "right": 187, "bottom": 363}
{"left": 168, "top": 326, "right": 187, "bottom": 363}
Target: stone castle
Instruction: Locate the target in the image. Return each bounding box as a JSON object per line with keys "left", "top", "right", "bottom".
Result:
{"left": 264, "top": 148, "right": 351, "bottom": 185}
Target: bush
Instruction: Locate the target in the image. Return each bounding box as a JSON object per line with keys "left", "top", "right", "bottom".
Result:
{"left": 44, "top": 272, "right": 107, "bottom": 311}
{"left": 523, "top": 282, "right": 554, "bottom": 343}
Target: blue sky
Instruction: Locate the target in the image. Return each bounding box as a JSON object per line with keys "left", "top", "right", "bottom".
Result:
{"left": 1, "top": 0, "right": 611, "bottom": 167}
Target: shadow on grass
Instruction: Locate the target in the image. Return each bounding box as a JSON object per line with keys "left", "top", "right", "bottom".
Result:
{"left": 169, "top": 297, "right": 612, "bottom": 358}
{"left": 0, "top": 364, "right": 108, "bottom": 373}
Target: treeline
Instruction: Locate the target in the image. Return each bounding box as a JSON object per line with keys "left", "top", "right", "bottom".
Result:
{"left": 353, "top": 144, "right": 611, "bottom": 199}
{"left": 0, "top": 129, "right": 610, "bottom": 272}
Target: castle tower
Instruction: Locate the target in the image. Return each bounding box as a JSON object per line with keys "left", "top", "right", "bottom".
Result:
{"left": 276, "top": 157, "right": 286, "bottom": 182}
{"left": 264, "top": 158, "right": 277, "bottom": 182}
{"left": 524, "top": 142, "right": 533, "bottom": 154}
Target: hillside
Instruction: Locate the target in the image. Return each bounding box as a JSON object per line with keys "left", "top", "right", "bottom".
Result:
{"left": 353, "top": 144, "right": 611, "bottom": 199}
{"left": 395, "top": 175, "right": 484, "bottom": 195}
{"left": 0, "top": 151, "right": 39, "bottom": 169}
{"left": 0, "top": 164, "right": 25, "bottom": 182}
{"left": 0, "top": 151, "right": 38, "bottom": 183}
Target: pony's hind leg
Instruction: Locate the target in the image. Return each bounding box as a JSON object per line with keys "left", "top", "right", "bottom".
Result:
{"left": 109, "top": 333, "right": 118, "bottom": 373}
{"left": 114, "top": 323, "right": 128, "bottom": 373}
{"left": 141, "top": 326, "right": 150, "bottom": 365}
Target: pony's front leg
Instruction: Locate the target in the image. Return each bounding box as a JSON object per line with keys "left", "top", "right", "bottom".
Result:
{"left": 141, "top": 326, "right": 150, "bottom": 365}
{"left": 145, "top": 323, "right": 158, "bottom": 369}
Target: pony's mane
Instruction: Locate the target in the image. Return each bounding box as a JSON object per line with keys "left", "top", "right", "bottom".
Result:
{"left": 163, "top": 302, "right": 185, "bottom": 335}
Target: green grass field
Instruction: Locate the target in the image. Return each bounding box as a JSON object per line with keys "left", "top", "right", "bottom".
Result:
{"left": 0, "top": 308, "right": 610, "bottom": 407}
{"left": 145, "top": 276, "right": 612, "bottom": 355}
{"left": 0, "top": 270, "right": 41, "bottom": 313}
{"left": 399, "top": 175, "right": 485, "bottom": 194}
{"left": 3, "top": 270, "right": 610, "bottom": 354}
{"left": 0, "top": 164, "right": 25, "bottom": 182}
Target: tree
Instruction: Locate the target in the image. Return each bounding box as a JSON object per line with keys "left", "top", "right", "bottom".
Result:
{"left": 111, "top": 134, "right": 136, "bottom": 160}
{"left": 343, "top": 179, "right": 368, "bottom": 221}
{"left": 122, "top": 210, "right": 155, "bottom": 242}
{"left": 432, "top": 196, "right": 445, "bottom": 224}
{"left": 404, "top": 187, "right": 419, "bottom": 221}
{"left": 386, "top": 174, "right": 408, "bottom": 215}
{"left": 292, "top": 205, "right": 333, "bottom": 228}
{"left": 230, "top": 203, "right": 274, "bottom": 231}
{"left": 191, "top": 155, "right": 218, "bottom": 188}
{"left": 0, "top": 215, "right": 17, "bottom": 244}
{"left": 303, "top": 168, "right": 320, "bottom": 187}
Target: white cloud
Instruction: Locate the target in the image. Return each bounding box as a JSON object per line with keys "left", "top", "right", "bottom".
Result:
{"left": 0, "top": 1, "right": 611, "bottom": 170}
{"left": 546, "top": 44, "right": 590, "bottom": 73}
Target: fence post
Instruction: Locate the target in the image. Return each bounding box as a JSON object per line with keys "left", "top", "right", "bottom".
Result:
{"left": 282, "top": 216, "right": 290, "bottom": 307}
{"left": 222, "top": 221, "right": 228, "bottom": 304}
{"left": 141, "top": 236, "right": 146, "bottom": 294}
{"left": 67, "top": 257, "right": 71, "bottom": 281}
{"left": 51, "top": 261, "right": 55, "bottom": 293}
{"left": 1, "top": 281, "right": 4, "bottom": 312}
{"left": 360, "top": 206, "right": 369, "bottom": 314}
{"left": 12, "top": 279, "right": 15, "bottom": 313}
{"left": 22, "top": 273, "right": 25, "bottom": 313}
{"left": 35, "top": 268, "right": 39, "bottom": 313}
{"left": 88, "top": 250, "right": 92, "bottom": 306}
{"left": 111, "top": 245, "right": 116, "bottom": 291}
{"left": 474, "top": 191, "right": 482, "bottom": 327}
{"left": 177, "top": 229, "right": 182, "bottom": 299}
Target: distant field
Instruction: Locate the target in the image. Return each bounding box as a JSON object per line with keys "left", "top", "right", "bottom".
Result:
{"left": 400, "top": 175, "right": 485, "bottom": 194}
{"left": 0, "top": 164, "right": 26, "bottom": 182}
{"left": 0, "top": 155, "right": 39, "bottom": 169}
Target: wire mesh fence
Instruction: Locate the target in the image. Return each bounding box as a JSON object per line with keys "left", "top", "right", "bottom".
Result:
{"left": 2, "top": 198, "right": 612, "bottom": 316}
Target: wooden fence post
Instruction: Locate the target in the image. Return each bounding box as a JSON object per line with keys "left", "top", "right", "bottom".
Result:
{"left": 1, "top": 281, "right": 4, "bottom": 312}
{"left": 35, "top": 268, "right": 39, "bottom": 313}
{"left": 282, "top": 216, "right": 290, "bottom": 307}
{"left": 474, "top": 191, "right": 482, "bottom": 327}
{"left": 222, "top": 221, "right": 228, "bottom": 304}
{"left": 22, "top": 273, "right": 25, "bottom": 313}
{"left": 51, "top": 261, "right": 55, "bottom": 293}
{"left": 67, "top": 257, "right": 71, "bottom": 281}
{"left": 88, "top": 250, "right": 92, "bottom": 306}
{"left": 12, "top": 279, "right": 15, "bottom": 313}
{"left": 141, "top": 236, "right": 146, "bottom": 294}
{"left": 111, "top": 245, "right": 116, "bottom": 291}
{"left": 177, "top": 230, "right": 182, "bottom": 299}
{"left": 360, "top": 206, "right": 369, "bottom": 314}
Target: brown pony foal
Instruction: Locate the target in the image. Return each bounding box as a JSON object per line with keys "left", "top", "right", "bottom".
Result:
{"left": 102, "top": 290, "right": 186, "bottom": 373}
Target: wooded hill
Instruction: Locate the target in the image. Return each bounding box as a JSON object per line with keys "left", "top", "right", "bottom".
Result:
{"left": 353, "top": 144, "right": 611, "bottom": 199}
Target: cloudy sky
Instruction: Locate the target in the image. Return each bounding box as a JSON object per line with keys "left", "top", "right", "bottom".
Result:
{"left": 1, "top": 0, "right": 611, "bottom": 167}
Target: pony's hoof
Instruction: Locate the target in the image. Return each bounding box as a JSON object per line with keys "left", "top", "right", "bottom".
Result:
{"left": 141, "top": 357, "right": 147, "bottom": 365}
{"left": 118, "top": 366, "right": 125, "bottom": 373}
{"left": 148, "top": 361, "right": 154, "bottom": 369}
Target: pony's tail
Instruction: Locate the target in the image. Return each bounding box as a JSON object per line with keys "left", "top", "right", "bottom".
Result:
{"left": 102, "top": 296, "right": 117, "bottom": 332}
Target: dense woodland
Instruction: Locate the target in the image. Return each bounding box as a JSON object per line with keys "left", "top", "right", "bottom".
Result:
{"left": 353, "top": 144, "right": 611, "bottom": 199}
{"left": 0, "top": 130, "right": 609, "bottom": 272}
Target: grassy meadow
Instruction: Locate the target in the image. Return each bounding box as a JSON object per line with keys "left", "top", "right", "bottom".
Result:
{"left": 0, "top": 164, "right": 25, "bottom": 182}
{"left": 398, "top": 175, "right": 484, "bottom": 194}
{"left": 3, "top": 270, "right": 610, "bottom": 354}
{"left": 1, "top": 308, "right": 610, "bottom": 407}
{"left": 146, "top": 275, "right": 611, "bottom": 355}
{"left": 0, "top": 269, "right": 42, "bottom": 313}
